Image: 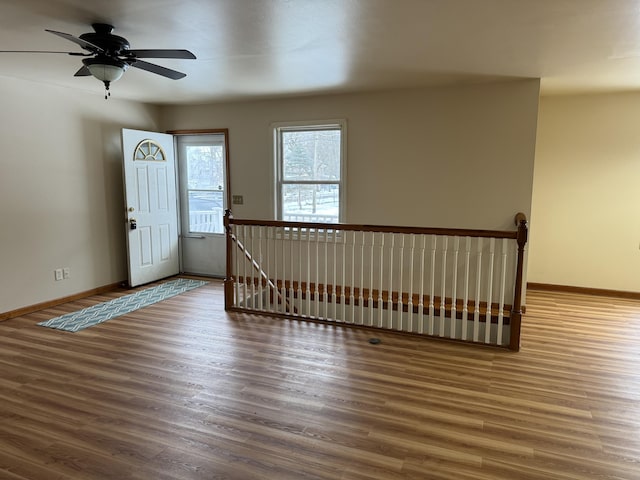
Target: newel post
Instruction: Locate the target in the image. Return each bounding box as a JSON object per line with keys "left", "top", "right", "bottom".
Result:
{"left": 224, "top": 209, "right": 234, "bottom": 310}
{"left": 509, "top": 212, "right": 528, "bottom": 351}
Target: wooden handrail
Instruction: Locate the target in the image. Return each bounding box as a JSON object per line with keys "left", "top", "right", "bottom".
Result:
{"left": 227, "top": 218, "right": 519, "bottom": 240}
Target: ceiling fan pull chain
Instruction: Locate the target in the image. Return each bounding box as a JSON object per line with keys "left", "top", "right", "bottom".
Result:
{"left": 104, "top": 80, "right": 111, "bottom": 100}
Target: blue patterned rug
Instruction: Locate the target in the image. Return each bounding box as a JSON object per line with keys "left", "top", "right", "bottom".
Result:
{"left": 38, "top": 278, "right": 208, "bottom": 332}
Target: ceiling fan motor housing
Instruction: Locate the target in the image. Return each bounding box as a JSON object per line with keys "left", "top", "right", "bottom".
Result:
{"left": 79, "top": 23, "right": 130, "bottom": 55}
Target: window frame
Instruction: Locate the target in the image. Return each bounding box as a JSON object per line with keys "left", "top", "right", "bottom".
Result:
{"left": 273, "top": 119, "right": 347, "bottom": 223}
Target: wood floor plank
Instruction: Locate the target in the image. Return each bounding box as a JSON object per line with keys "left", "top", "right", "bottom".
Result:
{"left": 1, "top": 278, "right": 639, "bottom": 478}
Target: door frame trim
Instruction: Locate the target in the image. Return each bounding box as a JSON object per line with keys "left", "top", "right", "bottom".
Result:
{"left": 168, "top": 129, "right": 231, "bottom": 277}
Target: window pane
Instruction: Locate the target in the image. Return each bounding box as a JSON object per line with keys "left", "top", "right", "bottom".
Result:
{"left": 282, "top": 184, "right": 339, "bottom": 223}
{"left": 188, "top": 191, "right": 224, "bottom": 233}
{"left": 187, "top": 145, "right": 224, "bottom": 190}
{"left": 282, "top": 130, "right": 341, "bottom": 181}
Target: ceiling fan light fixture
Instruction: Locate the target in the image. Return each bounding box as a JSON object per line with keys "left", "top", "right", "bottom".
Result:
{"left": 83, "top": 57, "right": 127, "bottom": 82}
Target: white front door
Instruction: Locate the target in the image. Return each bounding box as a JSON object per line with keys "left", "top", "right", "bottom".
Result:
{"left": 122, "top": 128, "right": 179, "bottom": 287}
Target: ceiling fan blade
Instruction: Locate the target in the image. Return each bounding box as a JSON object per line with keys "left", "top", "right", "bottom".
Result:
{"left": 126, "top": 49, "right": 196, "bottom": 59}
{"left": 74, "top": 65, "right": 91, "bottom": 77}
{"left": 45, "top": 29, "right": 103, "bottom": 53}
{"left": 0, "top": 50, "right": 88, "bottom": 55}
{"left": 129, "top": 59, "right": 186, "bottom": 79}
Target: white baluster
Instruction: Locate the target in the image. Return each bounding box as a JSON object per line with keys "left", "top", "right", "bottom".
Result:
{"left": 369, "top": 231, "right": 375, "bottom": 326}
{"left": 497, "top": 238, "right": 508, "bottom": 346}
{"left": 418, "top": 235, "right": 426, "bottom": 334}
{"left": 315, "top": 227, "right": 321, "bottom": 319}
{"left": 359, "top": 231, "right": 365, "bottom": 325}
{"left": 241, "top": 225, "right": 248, "bottom": 307}
{"left": 473, "top": 237, "right": 483, "bottom": 342}
{"left": 247, "top": 226, "right": 254, "bottom": 307}
{"left": 461, "top": 237, "right": 471, "bottom": 340}
{"left": 485, "top": 238, "right": 495, "bottom": 344}
{"left": 257, "top": 226, "right": 263, "bottom": 310}
{"left": 439, "top": 236, "right": 448, "bottom": 337}
{"left": 324, "top": 229, "right": 329, "bottom": 320}
{"left": 333, "top": 228, "right": 338, "bottom": 321}
{"left": 341, "top": 230, "right": 347, "bottom": 322}
{"left": 408, "top": 234, "right": 415, "bottom": 333}
{"left": 290, "top": 227, "right": 296, "bottom": 316}
{"left": 272, "top": 226, "right": 277, "bottom": 313}
{"left": 428, "top": 235, "right": 436, "bottom": 335}
{"left": 450, "top": 236, "right": 460, "bottom": 338}
{"left": 388, "top": 234, "right": 395, "bottom": 329}
{"left": 297, "top": 227, "right": 303, "bottom": 315}
{"left": 398, "top": 234, "right": 405, "bottom": 331}
{"left": 234, "top": 225, "right": 240, "bottom": 308}
{"left": 350, "top": 231, "right": 356, "bottom": 324}
{"left": 281, "top": 226, "right": 287, "bottom": 314}
{"left": 265, "top": 226, "right": 271, "bottom": 313}
{"left": 378, "top": 232, "right": 385, "bottom": 328}
{"left": 306, "top": 227, "right": 311, "bottom": 317}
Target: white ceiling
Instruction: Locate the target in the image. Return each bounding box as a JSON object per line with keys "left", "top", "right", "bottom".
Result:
{"left": 2, "top": 0, "right": 640, "bottom": 105}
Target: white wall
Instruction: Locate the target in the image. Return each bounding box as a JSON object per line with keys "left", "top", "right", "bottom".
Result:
{"left": 529, "top": 93, "right": 640, "bottom": 293}
{"left": 161, "top": 80, "right": 540, "bottom": 231}
{"left": 1, "top": 78, "right": 541, "bottom": 315}
{"left": 0, "top": 77, "right": 161, "bottom": 314}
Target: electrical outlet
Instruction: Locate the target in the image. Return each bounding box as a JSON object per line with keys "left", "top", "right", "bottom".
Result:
{"left": 232, "top": 195, "right": 244, "bottom": 205}
{"left": 54, "top": 269, "right": 63, "bottom": 281}
{"left": 63, "top": 267, "right": 70, "bottom": 279}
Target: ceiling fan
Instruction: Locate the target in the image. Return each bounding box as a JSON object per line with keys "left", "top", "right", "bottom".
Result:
{"left": 0, "top": 23, "right": 196, "bottom": 98}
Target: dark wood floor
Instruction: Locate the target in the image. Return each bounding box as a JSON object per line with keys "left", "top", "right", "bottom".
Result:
{"left": 1, "top": 278, "right": 639, "bottom": 479}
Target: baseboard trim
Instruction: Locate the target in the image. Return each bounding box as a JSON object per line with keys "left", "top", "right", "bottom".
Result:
{"left": 527, "top": 282, "right": 640, "bottom": 300}
{"left": 0, "top": 281, "right": 125, "bottom": 322}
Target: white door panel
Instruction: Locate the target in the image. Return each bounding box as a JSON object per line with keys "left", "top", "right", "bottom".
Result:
{"left": 122, "top": 129, "right": 179, "bottom": 287}
{"left": 180, "top": 237, "right": 226, "bottom": 276}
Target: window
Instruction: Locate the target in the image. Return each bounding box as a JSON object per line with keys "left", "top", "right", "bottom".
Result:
{"left": 274, "top": 120, "right": 346, "bottom": 223}
{"left": 177, "top": 134, "right": 227, "bottom": 234}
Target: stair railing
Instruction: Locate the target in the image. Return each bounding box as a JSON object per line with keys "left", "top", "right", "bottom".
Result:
{"left": 224, "top": 211, "right": 528, "bottom": 351}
